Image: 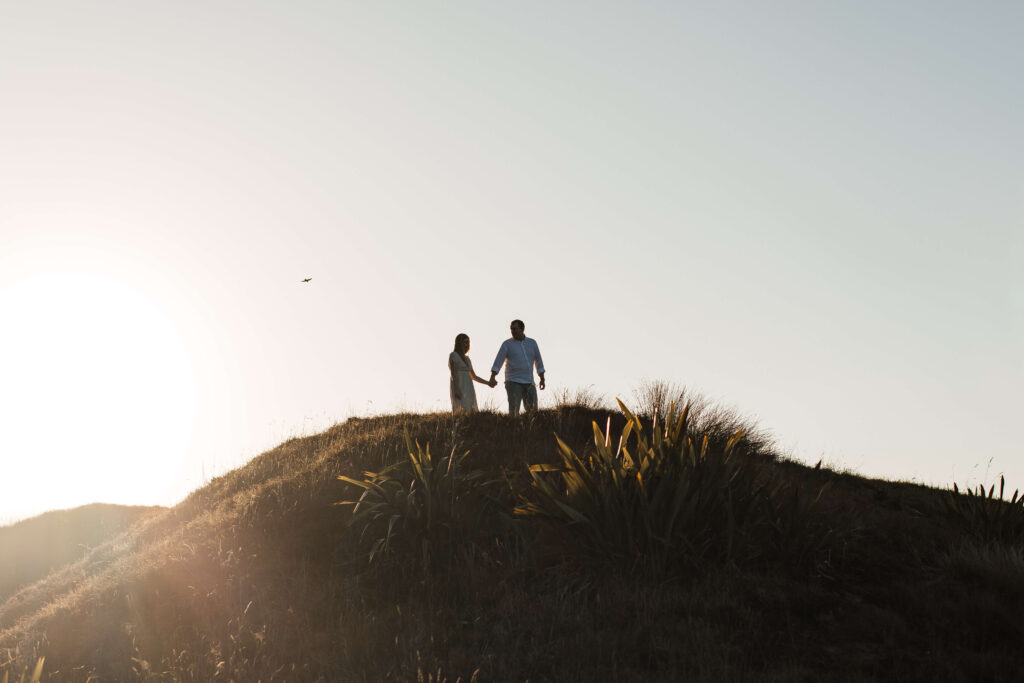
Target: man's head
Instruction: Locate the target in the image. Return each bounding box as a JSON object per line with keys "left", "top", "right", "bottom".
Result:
{"left": 510, "top": 319, "right": 525, "bottom": 341}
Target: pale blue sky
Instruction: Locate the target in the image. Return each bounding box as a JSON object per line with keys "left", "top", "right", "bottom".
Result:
{"left": 1, "top": 1, "right": 1021, "bottom": 522}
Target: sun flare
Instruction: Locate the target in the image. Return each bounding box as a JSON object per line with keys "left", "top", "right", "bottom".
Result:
{"left": 0, "top": 271, "right": 198, "bottom": 520}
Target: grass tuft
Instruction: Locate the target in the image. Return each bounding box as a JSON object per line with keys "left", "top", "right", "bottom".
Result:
{"left": 552, "top": 385, "right": 609, "bottom": 411}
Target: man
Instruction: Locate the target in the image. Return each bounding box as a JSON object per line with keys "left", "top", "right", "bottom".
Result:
{"left": 490, "top": 319, "right": 545, "bottom": 416}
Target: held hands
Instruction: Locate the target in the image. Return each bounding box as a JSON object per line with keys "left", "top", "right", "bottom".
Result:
{"left": 488, "top": 378, "right": 498, "bottom": 388}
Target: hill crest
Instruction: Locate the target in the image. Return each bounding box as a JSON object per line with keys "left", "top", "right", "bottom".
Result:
{"left": 1, "top": 407, "right": 1022, "bottom": 681}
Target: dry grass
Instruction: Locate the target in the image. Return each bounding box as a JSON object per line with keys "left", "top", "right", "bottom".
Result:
{"left": 0, "top": 405, "right": 1022, "bottom": 681}
{"left": 551, "top": 385, "right": 609, "bottom": 411}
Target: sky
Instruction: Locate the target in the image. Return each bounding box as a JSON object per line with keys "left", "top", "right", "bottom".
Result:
{"left": 1, "top": 1, "right": 1021, "bottom": 524}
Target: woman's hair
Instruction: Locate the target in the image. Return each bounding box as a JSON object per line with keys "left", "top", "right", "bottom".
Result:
{"left": 453, "top": 333, "right": 469, "bottom": 354}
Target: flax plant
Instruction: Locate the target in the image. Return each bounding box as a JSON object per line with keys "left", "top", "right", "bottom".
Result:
{"left": 764, "top": 478, "right": 837, "bottom": 573}
{"left": 944, "top": 476, "right": 1024, "bottom": 545}
{"left": 516, "top": 400, "right": 775, "bottom": 572}
{"left": 337, "top": 429, "right": 501, "bottom": 571}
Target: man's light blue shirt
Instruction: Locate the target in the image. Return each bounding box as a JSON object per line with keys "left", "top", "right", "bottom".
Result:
{"left": 491, "top": 337, "right": 545, "bottom": 384}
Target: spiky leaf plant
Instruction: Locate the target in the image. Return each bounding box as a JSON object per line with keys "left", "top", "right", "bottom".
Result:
{"left": 517, "top": 400, "right": 841, "bottom": 574}
{"left": 763, "top": 479, "right": 840, "bottom": 574}
{"left": 337, "top": 429, "right": 502, "bottom": 571}
{"left": 516, "top": 400, "right": 780, "bottom": 572}
{"left": 944, "top": 476, "right": 1024, "bottom": 545}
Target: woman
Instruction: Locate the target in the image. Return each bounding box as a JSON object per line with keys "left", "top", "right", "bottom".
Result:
{"left": 449, "top": 333, "right": 493, "bottom": 413}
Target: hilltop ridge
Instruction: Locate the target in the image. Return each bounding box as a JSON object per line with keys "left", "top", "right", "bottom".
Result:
{"left": 1, "top": 406, "right": 1022, "bottom": 681}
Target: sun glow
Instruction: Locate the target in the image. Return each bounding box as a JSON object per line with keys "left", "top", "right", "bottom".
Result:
{"left": 0, "top": 271, "right": 198, "bottom": 521}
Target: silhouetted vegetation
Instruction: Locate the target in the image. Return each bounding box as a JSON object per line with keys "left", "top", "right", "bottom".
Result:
{"left": 1, "top": 396, "right": 1022, "bottom": 681}
{"left": 515, "top": 401, "right": 840, "bottom": 576}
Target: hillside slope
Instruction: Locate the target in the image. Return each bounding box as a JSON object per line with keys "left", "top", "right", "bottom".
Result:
{"left": 0, "top": 407, "right": 1022, "bottom": 681}
{"left": 0, "top": 504, "right": 161, "bottom": 602}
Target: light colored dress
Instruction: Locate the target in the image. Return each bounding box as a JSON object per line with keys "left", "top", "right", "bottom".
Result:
{"left": 449, "top": 351, "right": 478, "bottom": 412}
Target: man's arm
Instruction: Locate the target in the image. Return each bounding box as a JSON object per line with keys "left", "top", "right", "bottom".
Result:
{"left": 490, "top": 341, "right": 508, "bottom": 386}
{"left": 533, "top": 340, "right": 545, "bottom": 390}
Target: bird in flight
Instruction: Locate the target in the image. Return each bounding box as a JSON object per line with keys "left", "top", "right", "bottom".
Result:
{"left": 301, "top": 277, "right": 312, "bottom": 283}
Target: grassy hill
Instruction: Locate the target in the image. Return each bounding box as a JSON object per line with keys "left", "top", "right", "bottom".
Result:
{"left": 0, "top": 403, "right": 1022, "bottom": 681}
{"left": 1, "top": 504, "right": 162, "bottom": 602}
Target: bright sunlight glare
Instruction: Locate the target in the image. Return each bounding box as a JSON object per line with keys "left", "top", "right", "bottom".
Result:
{"left": 0, "top": 272, "right": 198, "bottom": 520}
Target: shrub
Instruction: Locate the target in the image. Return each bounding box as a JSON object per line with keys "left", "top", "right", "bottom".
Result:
{"left": 516, "top": 400, "right": 839, "bottom": 575}
{"left": 517, "top": 401, "right": 756, "bottom": 572}
{"left": 763, "top": 477, "right": 839, "bottom": 574}
{"left": 943, "top": 476, "right": 1024, "bottom": 545}
{"left": 337, "top": 430, "right": 503, "bottom": 572}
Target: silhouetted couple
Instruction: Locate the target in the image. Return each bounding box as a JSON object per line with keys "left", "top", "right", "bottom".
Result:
{"left": 448, "top": 319, "right": 545, "bottom": 416}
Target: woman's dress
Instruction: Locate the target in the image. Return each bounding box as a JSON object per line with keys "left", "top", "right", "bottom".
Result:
{"left": 449, "top": 351, "right": 478, "bottom": 412}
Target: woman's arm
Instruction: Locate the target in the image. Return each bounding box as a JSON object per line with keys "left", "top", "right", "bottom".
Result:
{"left": 466, "top": 358, "right": 492, "bottom": 386}
{"left": 449, "top": 354, "right": 462, "bottom": 399}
